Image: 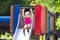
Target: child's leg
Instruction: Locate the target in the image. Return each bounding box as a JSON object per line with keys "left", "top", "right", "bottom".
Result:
{"left": 23, "top": 25, "right": 27, "bottom": 35}
{"left": 26, "top": 24, "right": 31, "bottom": 29}
{"left": 27, "top": 24, "right": 31, "bottom": 33}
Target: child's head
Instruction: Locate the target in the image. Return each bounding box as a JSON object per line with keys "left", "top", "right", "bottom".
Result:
{"left": 25, "top": 11, "right": 31, "bottom": 16}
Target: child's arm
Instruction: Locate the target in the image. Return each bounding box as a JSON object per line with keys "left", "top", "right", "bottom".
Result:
{"left": 22, "top": 8, "right": 25, "bottom": 18}
{"left": 30, "top": 8, "right": 33, "bottom": 19}
{"left": 30, "top": 8, "right": 33, "bottom": 14}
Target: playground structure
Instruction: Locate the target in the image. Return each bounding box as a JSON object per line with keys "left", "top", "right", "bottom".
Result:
{"left": 12, "top": 4, "right": 57, "bottom": 40}
{"left": 0, "top": 5, "right": 13, "bottom": 33}
{"left": 0, "top": 4, "right": 58, "bottom": 40}
{"left": 0, "top": 16, "right": 10, "bottom": 32}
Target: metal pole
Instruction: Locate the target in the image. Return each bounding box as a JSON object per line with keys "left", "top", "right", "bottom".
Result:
{"left": 20, "top": 7, "right": 35, "bottom": 9}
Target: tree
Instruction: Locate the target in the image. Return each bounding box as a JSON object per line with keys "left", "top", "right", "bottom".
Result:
{"left": 30, "top": 0, "right": 60, "bottom": 13}
{"left": 0, "top": 0, "right": 32, "bottom": 15}
{"left": 56, "top": 15, "right": 60, "bottom": 30}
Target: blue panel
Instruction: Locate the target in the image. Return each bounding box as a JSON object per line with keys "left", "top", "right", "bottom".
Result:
{"left": 46, "top": 12, "right": 50, "bottom": 40}
{"left": 48, "top": 12, "right": 50, "bottom": 32}
{"left": 13, "top": 5, "right": 20, "bottom": 33}
{"left": 0, "top": 16, "right": 10, "bottom": 23}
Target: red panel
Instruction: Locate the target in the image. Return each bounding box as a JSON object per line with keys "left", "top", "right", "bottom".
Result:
{"left": 41, "top": 6, "right": 47, "bottom": 34}
{"left": 35, "top": 4, "right": 42, "bottom": 35}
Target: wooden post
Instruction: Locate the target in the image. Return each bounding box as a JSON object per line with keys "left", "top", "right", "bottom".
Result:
{"left": 10, "top": 5, "right": 14, "bottom": 33}
{"left": 39, "top": 35, "right": 43, "bottom": 40}
{"left": 43, "top": 34, "right": 46, "bottom": 40}
{"left": 50, "top": 15, "right": 54, "bottom": 33}
{"left": 50, "top": 35, "right": 54, "bottom": 40}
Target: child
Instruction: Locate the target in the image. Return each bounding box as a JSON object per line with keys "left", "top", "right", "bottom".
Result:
{"left": 22, "top": 8, "right": 32, "bottom": 35}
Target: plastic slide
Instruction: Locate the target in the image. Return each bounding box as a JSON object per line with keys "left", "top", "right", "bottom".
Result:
{"left": 12, "top": 13, "right": 33, "bottom": 40}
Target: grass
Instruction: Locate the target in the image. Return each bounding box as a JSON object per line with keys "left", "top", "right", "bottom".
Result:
{"left": 0, "top": 32, "right": 12, "bottom": 40}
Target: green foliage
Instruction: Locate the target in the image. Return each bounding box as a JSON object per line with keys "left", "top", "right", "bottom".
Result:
{"left": 34, "top": 0, "right": 55, "bottom": 12}
{"left": 0, "top": 0, "right": 60, "bottom": 15}
{"left": 0, "top": 0, "right": 32, "bottom": 15}
{"left": 55, "top": 0, "right": 60, "bottom": 13}
{"left": 0, "top": 32, "right": 12, "bottom": 39}
{"left": 0, "top": 0, "right": 13, "bottom": 15}
{"left": 19, "top": 0, "right": 32, "bottom": 7}
{"left": 31, "top": 0, "right": 60, "bottom": 13}
{"left": 56, "top": 15, "right": 60, "bottom": 30}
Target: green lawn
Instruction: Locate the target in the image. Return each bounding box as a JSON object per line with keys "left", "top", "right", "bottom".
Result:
{"left": 1, "top": 32, "right": 60, "bottom": 40}
{"left": 58, "top": 38, "right": 60, "bottom": 40}
{"left": 0, "top": 32, "right": 12, "bottom": 40}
